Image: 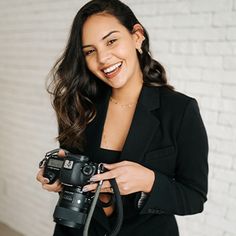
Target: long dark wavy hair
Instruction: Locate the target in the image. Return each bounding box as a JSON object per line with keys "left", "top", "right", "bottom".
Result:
{"left": 48, "top": 0, "right": 174, "bottom": 151}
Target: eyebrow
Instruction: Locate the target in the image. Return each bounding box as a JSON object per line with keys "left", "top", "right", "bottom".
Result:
{"left": 82, "top": 30, "right": 120, "bottom": 49}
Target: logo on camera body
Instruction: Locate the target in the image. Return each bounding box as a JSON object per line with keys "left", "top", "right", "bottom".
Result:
{"left": 64, "top": 160, "right": 74, "bottom": 169}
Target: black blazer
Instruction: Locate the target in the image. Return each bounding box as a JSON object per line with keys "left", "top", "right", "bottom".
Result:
{"left": 54, "top": 85, "right": 208, "bottom": 236}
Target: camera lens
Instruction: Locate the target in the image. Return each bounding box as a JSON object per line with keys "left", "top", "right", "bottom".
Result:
{"left": 82, "top": 165, "right": 94, "bottom": 176}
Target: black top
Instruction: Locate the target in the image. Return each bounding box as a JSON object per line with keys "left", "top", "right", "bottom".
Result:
{"left": 96, "top": 147, "right": 121, "bottom": 164}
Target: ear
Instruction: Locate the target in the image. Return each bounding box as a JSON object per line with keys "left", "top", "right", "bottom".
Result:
{"left": 132, "top": 24, "right": 145, "bottom": 50}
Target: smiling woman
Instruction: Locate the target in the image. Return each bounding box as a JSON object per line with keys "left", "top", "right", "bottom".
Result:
{"left": 82, "top": 14, "right": 144, "bottom": 90}
{"left": 36, "top": 0, "right": 208, "bottom": 236}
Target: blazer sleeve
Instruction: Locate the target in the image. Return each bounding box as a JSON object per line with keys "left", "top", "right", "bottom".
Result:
{"left": 139, "top": 98, "right": 209, "bottom": 215}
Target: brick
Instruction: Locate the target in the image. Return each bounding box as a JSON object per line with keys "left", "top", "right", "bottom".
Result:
{"left": 150, "top": 40, "right": 169, "bottom": 53}
{"left": 141, "top": 15, "right": 173, "bottom": 28}
{"left": 233, "top": 42, "right": 236, "bottom": 54}
{"left": 229, "top": 184, "right": 236, "bottom": 197}
{"left": 204, "top": 201, "right": 227, "bottom": 216}
{"left": 213, "top": 12, "right": 236, "bottom": 26}
{"left": 206, "top": 214, "right": 236, "bottom": 234}
{"left": 222, "top": 85, "right": 236, "bottom": 99}
{"left": 131, "top": 3, "right": 160, "bottom": 16}
{"left": 225, "top": 233, "right": 236, "bottom": 236}
{"left": 185, "top": 81, "right": 221, "bottom": 96}
{"left": 214, "top": 168, "right": 236, "bottom": 184}
{"left": 209, "top": 152, "right": 233, "bottom": 169}
{"left": 234, "top": 158, "right": 236, "bottom": 170}
{"left": 190, "top": 0, "right": 233, "bottom": 12}
{"left": 186, "top": 55, "right": 223, "bottom": 68}
{"left": 205, "top": 42, "right": 234, "bottom": 55}
{"left": 202, "top": 69, "right": 236, "bottom": 84}
{"left": 201, "top": 110, "right": 218, "bottom": 123}
{"left": 215, "top": 140, "right": 236, "bottom": 155}
{"left": 131, "top": 1, "right": 190, "bottom": 16}
{"left": 152, "top": 28, "right": 226, "bottom": 41}
{"left": 210, "top": 192, "right": 236, "bottom": 209}
{"left": 200, "top": 97, "right": 236, "bottom": 114}
{"left": 223, "top": 56, "right": 236, "bottom": 69}
{"left": 227, "top": 27, "right": 236, "bottom": 40}
{"left": 178, "top": 216, "right": 224, "bottom": 236}
{"left": 171, "top": 41, "right": 204, "bottom": 55}
{"left": 201, "top": 226, "right": 224, "bottom": 236}
{"left": 173, "top": 13, "right": 212, "bottom": 28}
{"left": 155, "top": 53, "right": 186, "bottom": 67}
{"left": 170, "top": 80, "right": 186, "bottom": 92}
{"left": 169, "top": 67, "right": 202, "bottom": 81}
{"left": 209, "top": 177, "right": 230, "bottom": 193}
{"left": 207, "top": 136, "right": 236, "bottom": 157}
{"left": 207, "top": 123, "right": 236, "bottom": 140}
{"left": 218, "top": 112, "right": 236, "bottom": 126}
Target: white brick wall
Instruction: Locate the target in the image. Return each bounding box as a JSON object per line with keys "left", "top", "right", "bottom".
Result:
{"left": 0, "top": 1, "right": 235, "bottom": 236}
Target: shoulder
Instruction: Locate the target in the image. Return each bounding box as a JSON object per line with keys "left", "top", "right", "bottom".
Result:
{"left": 141, "top": 85, "right": 199, "bottom": 116}
{"left": 159, "top": 86, "right": 196, "bottom": 105}
{"left": 158, "top": 86, "right": 198, "bottom": 114}
{"left": 142, "top": 86, "right": 201, "bottom": 126}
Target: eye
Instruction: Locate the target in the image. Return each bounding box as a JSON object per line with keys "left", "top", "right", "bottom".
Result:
{"left": 107, "top": 39, "right": 117, "bottom": 46}
{"left": 84, "top": 49, "right": 95, "bottom": 56}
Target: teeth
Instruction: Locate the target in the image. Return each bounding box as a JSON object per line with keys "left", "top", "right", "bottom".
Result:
{"left": 103, "top": 62, "right": 122, "bottom": 74}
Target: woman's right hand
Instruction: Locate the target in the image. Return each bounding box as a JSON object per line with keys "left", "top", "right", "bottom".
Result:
{"left": 36, "top": 149, "right": 65, "bottom": 192}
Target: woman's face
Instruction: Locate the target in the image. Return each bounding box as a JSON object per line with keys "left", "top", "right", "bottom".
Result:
{"left": 82, "top": 13, "right": 144, "bottom": 89}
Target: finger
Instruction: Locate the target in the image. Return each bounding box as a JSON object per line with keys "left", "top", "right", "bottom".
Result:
{"left": 100, "top": 187, "right": 114, "bottom": 194}
{"left": 43, "top": 184, "right": 62, "bottom": 192}
{"left": 103, "top": 161, "right": 133, "bottom": 170}
{"left": 90, "top": 170, "right": 117, "bottom": 182}
{"left": 42, "top": 180, "right": 62, "bottom": 192}
{"left": 36, "top": 168, "right": 49, "bottom": 184}
{"left": 82, "top": 183, "right": 98, "bottom": 192}
{"left": 58, "top": 149, "right": 66, "bottom": 158}
{"left": 82, "top": 180, "right": 111, "bottom": 192}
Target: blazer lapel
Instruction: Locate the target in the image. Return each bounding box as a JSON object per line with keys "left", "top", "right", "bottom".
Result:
{"left": 85, "top": 85, "right": 161, "bottom": 164}
{"left": 120, "top": 86, "right": 161, "bottom": 163}
{"left": 84, "top": 89, "right": 111, "bottom": 160}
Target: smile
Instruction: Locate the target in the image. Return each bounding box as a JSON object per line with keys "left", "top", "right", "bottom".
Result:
{"left": 102, "top": 62, "right": 122, "bottom": 75}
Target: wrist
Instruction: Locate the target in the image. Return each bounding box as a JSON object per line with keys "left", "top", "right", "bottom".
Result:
{"left": 143, "top": 170, "right": 155, "bottom": 193}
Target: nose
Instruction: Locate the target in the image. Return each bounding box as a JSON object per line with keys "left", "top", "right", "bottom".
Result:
{"left": 97, "top": 49, "right": 112, "bottom": 65}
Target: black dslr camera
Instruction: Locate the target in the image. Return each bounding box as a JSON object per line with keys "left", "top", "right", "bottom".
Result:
{"left": 39, "top": 149, "right": 104, "bottom": 229}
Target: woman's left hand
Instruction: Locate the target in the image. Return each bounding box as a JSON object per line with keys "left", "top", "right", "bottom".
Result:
{"left": 82, "top": 161, "right": 155, "bottom": 195}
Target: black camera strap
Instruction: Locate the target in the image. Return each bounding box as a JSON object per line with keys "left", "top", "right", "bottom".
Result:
{"left": 107, "top": 178, "right": 123, "bottom": 236}
{"left": 83, "top": 166, "right": 123, "bottom": 236}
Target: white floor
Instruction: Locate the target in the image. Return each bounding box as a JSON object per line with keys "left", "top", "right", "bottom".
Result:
{"left": 0, "top": 223, "right": 23, "bottom": 236}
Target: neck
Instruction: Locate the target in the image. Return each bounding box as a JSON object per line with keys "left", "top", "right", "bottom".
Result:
{"left": 111, "top": 78, "right": 143, "bottom": 104}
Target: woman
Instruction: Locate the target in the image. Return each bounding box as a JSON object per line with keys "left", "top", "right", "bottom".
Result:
{"left": 37, "top": 0, "right": 208, "bottom": 235}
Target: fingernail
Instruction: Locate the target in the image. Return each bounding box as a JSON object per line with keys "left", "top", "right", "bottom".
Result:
{"left": 43, "top": 178, "right": 49, "bottom": 184}
{"left": 82, "top": 186, "right": 89, "bottom": 192}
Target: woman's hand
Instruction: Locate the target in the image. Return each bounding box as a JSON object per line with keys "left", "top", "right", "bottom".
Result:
{"left": 82, "top": 161, "right": 155, "bottom": 195}
{"left": 36, "top": 149, "right": 65, "bottom": 192}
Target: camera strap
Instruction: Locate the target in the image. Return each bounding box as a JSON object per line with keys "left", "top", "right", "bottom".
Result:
{"left": 83, "top": 165, "right": 123, "bottom": 236}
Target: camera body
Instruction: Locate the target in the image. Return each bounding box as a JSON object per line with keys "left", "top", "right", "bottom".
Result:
{"left": 40, "top": 149, "right": 103, "bottom": 229}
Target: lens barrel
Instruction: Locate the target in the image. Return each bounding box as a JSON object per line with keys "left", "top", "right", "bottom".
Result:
{"left": 53, "top": 186, "right": 92, "bottom": 229}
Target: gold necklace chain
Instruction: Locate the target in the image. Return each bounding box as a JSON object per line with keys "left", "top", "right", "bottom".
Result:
{"left": 109, "top": 96, "right": 137, "bottom": 108}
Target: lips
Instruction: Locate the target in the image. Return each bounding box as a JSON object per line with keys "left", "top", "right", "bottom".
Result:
{"left": 101, "top": 62, "right": 123, "bottom": 79}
